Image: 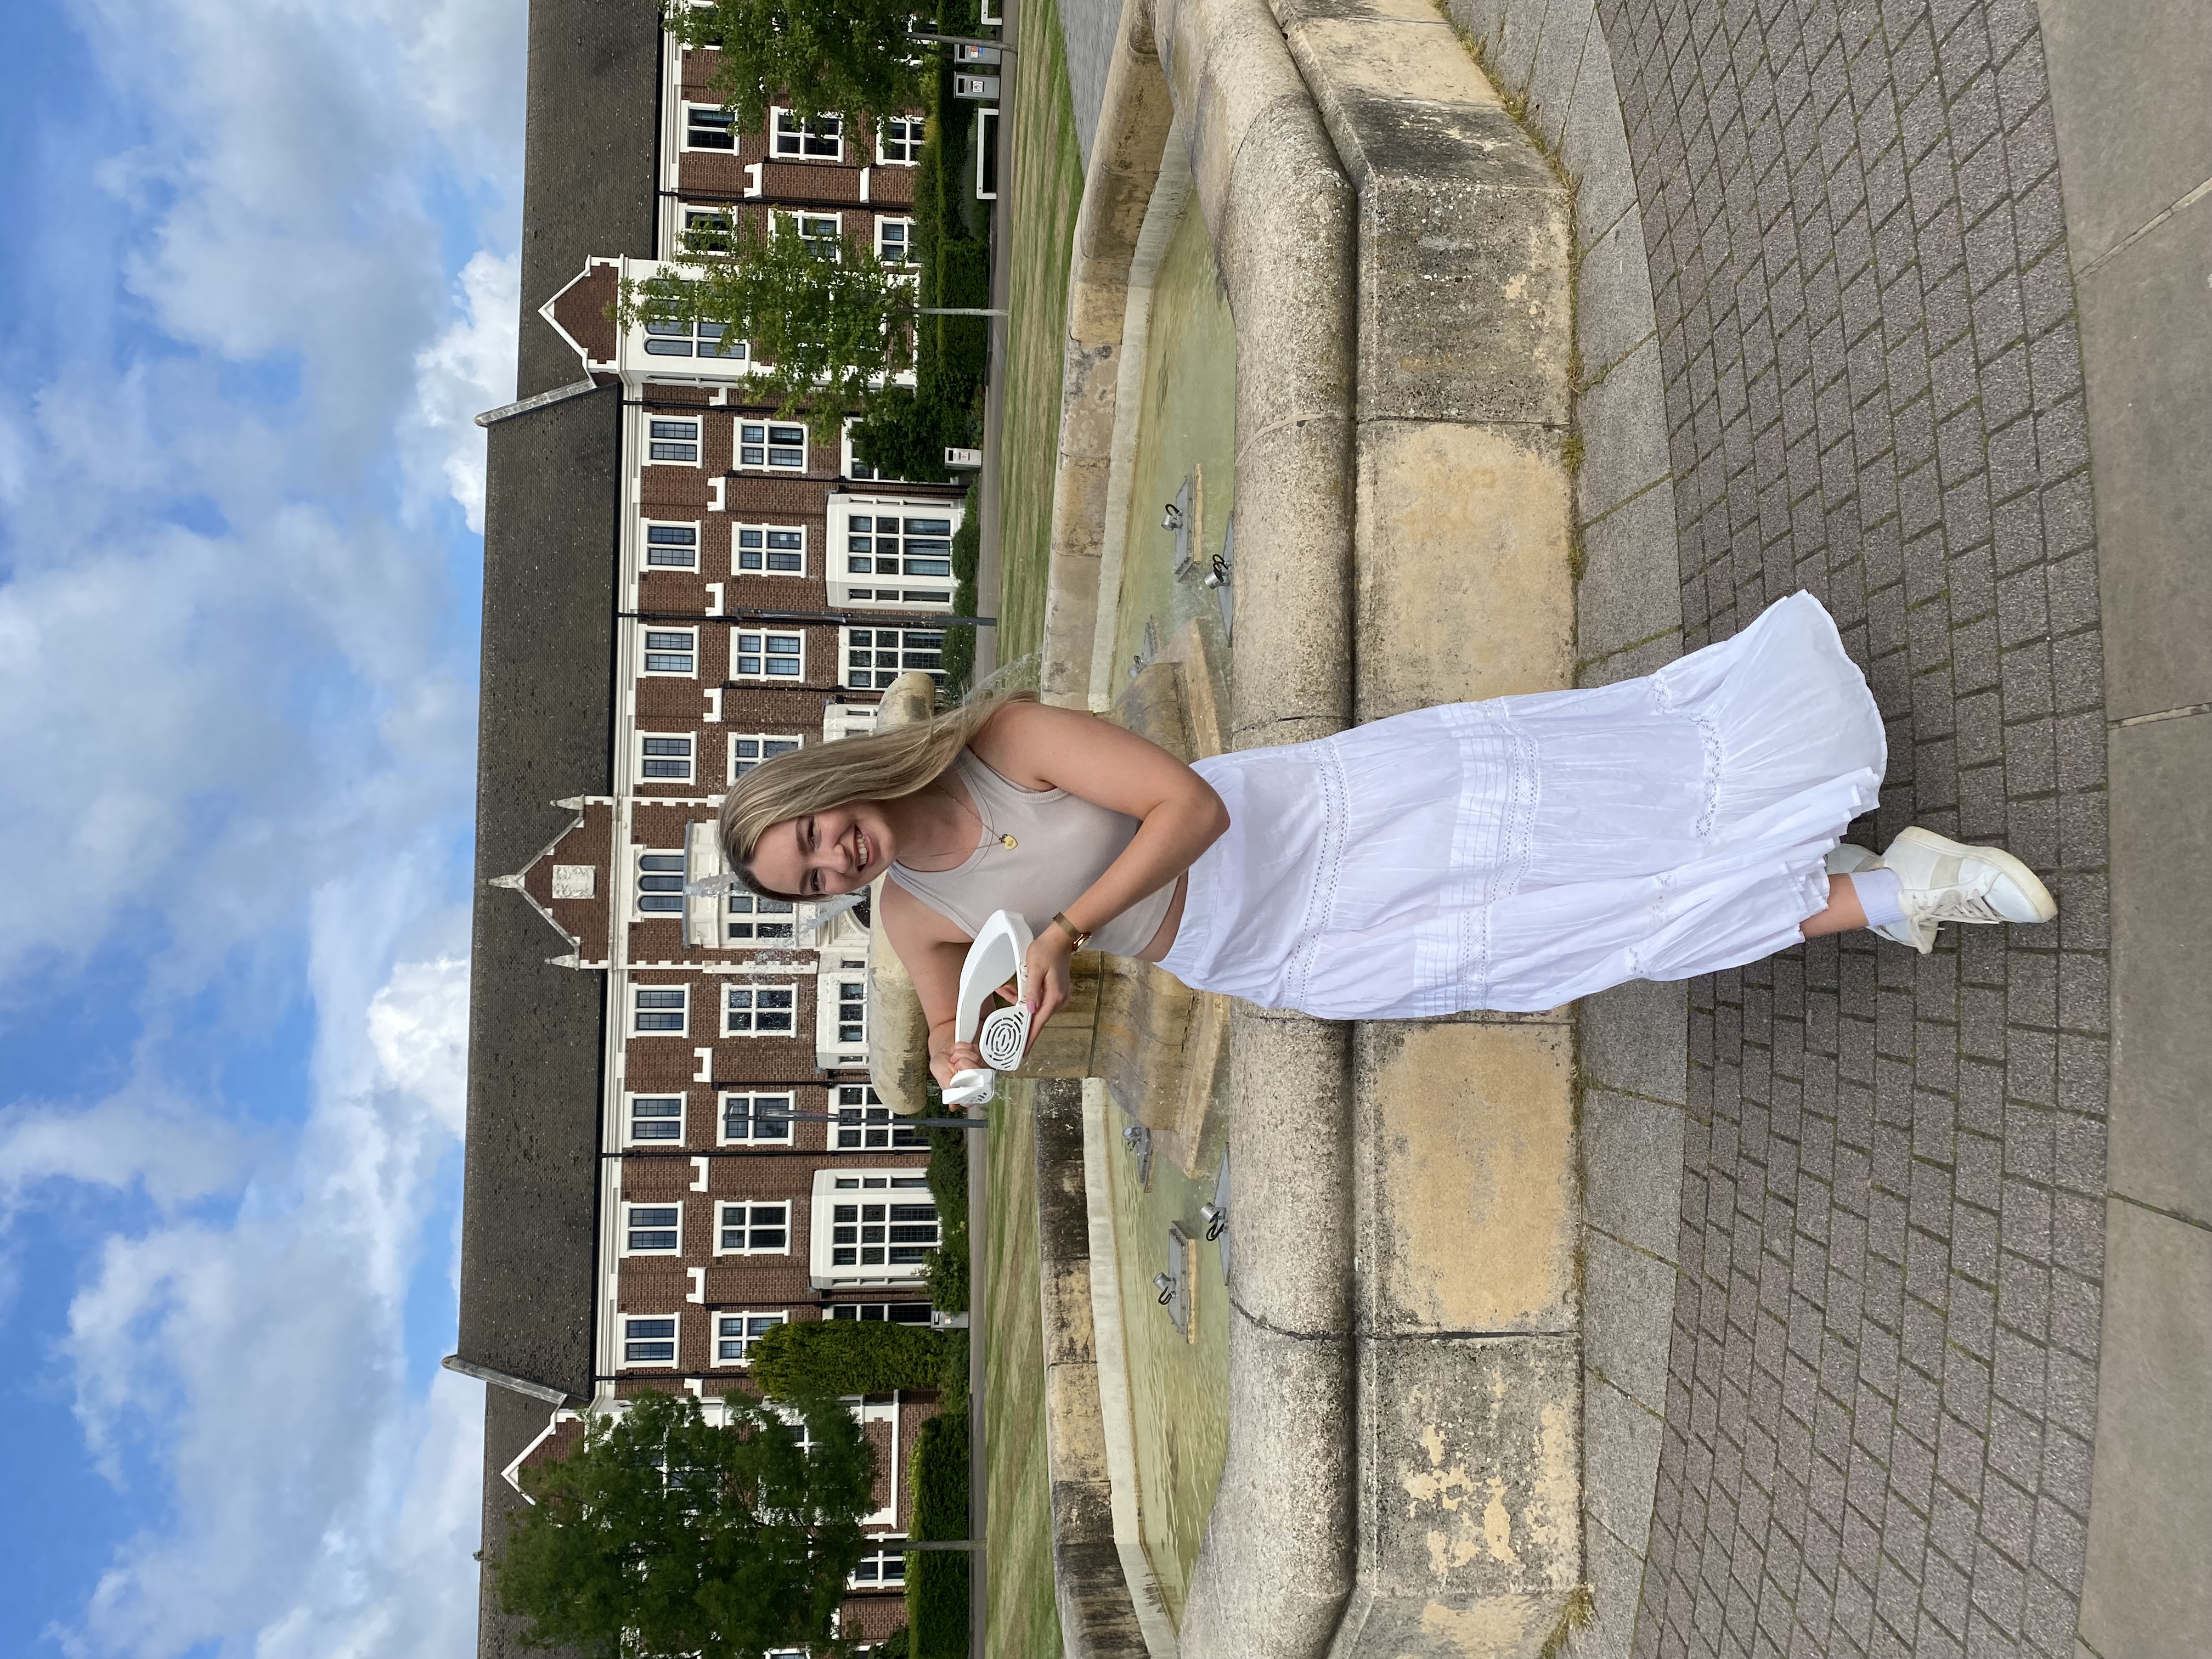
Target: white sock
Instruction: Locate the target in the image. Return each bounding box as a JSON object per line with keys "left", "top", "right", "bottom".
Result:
{"left": 1851, "top": 867, "right": 1906, "bottom": 929}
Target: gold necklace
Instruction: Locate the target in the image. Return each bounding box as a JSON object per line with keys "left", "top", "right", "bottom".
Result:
{"left": 910, "top": 780, "right": 1015, "bottom": 870}
{"left": 949, "top": 776, "right": 1017, "bottom": 851}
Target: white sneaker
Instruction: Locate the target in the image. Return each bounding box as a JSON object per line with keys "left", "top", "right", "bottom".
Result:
{"left": 1824, "top": 841, "right": 1917, "bottom": 947}
{"left": 1875, "top": 826, "right": 2059, "bottom": 955}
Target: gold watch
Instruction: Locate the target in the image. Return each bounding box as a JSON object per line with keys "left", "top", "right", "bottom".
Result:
{"left": 1051, "top": 912, "right": 1092, "bottom": 950}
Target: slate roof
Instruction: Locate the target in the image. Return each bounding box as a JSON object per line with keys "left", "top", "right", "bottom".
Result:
{"left": 460, "top": 1, "right": 660, "bottom": 1649}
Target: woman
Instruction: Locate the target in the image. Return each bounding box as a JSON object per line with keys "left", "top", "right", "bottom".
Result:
{"left": 729, "top": 592, "right": 2055, "bottom": 1087}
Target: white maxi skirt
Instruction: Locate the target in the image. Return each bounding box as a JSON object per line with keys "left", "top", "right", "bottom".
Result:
{"left": 1156, "top": 591, "right": 1886, "bottom": 1017}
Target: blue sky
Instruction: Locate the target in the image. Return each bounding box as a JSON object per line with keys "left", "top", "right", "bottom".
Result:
{"left": 0, "top": 0, "right": 527, "bottom": 1653}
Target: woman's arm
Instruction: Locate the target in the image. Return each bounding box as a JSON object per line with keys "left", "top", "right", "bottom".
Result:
{"left": 881, "top": 879, "right": 992, "bottom": 1087}
{"left": 968, "top": 701, "right": 1229, "bottom": 1030}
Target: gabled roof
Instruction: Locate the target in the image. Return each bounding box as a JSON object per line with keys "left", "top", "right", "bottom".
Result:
{"left": 462, "top": 2, "right": 660, "bottom": 1652}
{"left": 539, "top": 260, "right": 623, "bottom": 370}
{"left": 489, "top": 796, "right": 617, "bottom": 969}
{"left": 458, "top": 0, "right": 659, "bottom": 1408}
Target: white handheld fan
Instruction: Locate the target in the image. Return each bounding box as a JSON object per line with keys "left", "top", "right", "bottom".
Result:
{"left": 940, "top": 910, "right": 1034, "bottom": 1107}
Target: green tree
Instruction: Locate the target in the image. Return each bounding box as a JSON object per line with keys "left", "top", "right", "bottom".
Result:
{"left": 668, "top": 0, "right": 927, "bottom": 139}
{"left": 484, "top": 1390, "right": 877, "bottom": 1659}
{"left": 618, "top": 212, "right": 915, "bottom": 442}
{"left": 847, "top": 385, "right": 957, "bottom": 483}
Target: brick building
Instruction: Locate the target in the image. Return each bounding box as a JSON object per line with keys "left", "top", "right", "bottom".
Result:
{"left": 455, "top": 4, "right": 966, "bottom": 1652}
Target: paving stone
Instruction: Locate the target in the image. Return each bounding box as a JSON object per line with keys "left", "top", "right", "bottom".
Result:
{"left": 1576, "top": 3, "right": 2112, "bottom": 1655}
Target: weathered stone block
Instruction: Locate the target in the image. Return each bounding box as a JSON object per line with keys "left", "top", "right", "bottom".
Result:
{"left": 1228, "top": 1007, "right": 1354, "bottom": 1336}
{"left": 1358, "top": 168, "right": 1573, "bottom": 428}
{"left": 1356, "top": 1020, "right": 1578, "bottom": 1334}
{"left": 1217, "top": 123, "right": 1359, "bottom": 424}
{"left": 1336, "top": 1332, "right": 1583, "bottom": 1657}
{"left": 1180, "top": 1316, "right": 1356, "bottom": 1659}
{"left": 1226, "top": 411, "right": 1357, "bottom": 742}
{"left": 1355, "top": 419, "right": 1575, "bottom": 717}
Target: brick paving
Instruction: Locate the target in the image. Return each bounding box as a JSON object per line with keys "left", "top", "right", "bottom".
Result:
{"left": 1591, "top": 2, "right": 2113, "bottom": 1656}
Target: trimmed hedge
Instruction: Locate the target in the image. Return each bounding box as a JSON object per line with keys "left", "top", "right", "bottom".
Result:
{"left": 906, "top": 1410, "right": 971, "bottom": 1659}
{"left": 747, "top": 1319, "right": 962, "bottom": 1400}
{"left": 943, "top": 493, "right": 981, "bottom": 696}
{"left": 861, "top": 24, "right": 989, "bottom": 495}
{"left": 924, "top": 1124, "right": 971, "bottom": 1312}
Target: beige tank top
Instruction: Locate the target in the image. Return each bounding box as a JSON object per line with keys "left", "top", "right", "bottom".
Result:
{"left": 884, "top": 751, "right": 1175, "bottom": 957}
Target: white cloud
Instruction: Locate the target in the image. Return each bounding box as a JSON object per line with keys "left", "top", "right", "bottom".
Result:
{"left": 58, "top": 920, "right": 482, "bottom": 1659}
{"left": 405, "top": 251, "right": 521, "bottom": 532}
{"left": 0, "top": 1090, "right": 249, "bottom": 1215}
{"left": 0, "top": 0, "right": 529, "bottom": 1653}
{"left": 0, "top": 0, "right": 524, "bottom": 981}
{"left": 65, "top": 0, "right": 527, "bottom": 465}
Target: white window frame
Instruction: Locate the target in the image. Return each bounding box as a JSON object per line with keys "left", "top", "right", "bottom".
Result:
{"left": 724, "top": 980, "right": 798, "bottom": 1037}
{"left": 729, "top": 628, "right": 804, "bottom": 681}
{"left": 770, "top": 106, "right": 844, "bottom": 161}
{"left": 635, "top": 732, "right": 696, "bottom": 785}
{"left": 719, "top": 1090, "right": 795, "bottom": 1146}
{"left": 635, "top": 849, "right": 688, "bottom": 918}
{"left": 873, "top": 215, "right": 916, "bottom": 270}
{"left": 684, "top": 103, "right": 737, "bottom": 150}
{"left": 645, "top": 415, "right": 703, "bottom": 465}
{"left": 679, "top": 202, "right": 738, "bottom": 252}
{"left": 735, "top": 419, "right": 808, "bottom": 471}
{"left": 727, "top": 731, "right": 802, "bottom": 783}
{"left": 840, "top": 624, "right": 947, "bottom": 691}
{"left": 732, "top": 523, "right": 807, "bottom": 576}
{"left": 826, "top": 1301, "right": 934, "bottom": 1324}
{"left": 714, "top": 1309, "right": 789, "bottom": 1367}
{"left": 630, "top": 983, "right": 690, "bottom": 1036}
{"left": 877, "top": 115, "right": 924, "bottom": 165}
{"left": 639, "top": 624, "right": 698, "bottom": 678}
{"left": 780, "top": 209, "right": 843, "bottom": 260}
{"left": 974, "top": 105, "right": 1000, "bottom": 201}
{"left": 833, "top": 1084, "right": 926, "bottom": 1152}
{"left": 850, "top": 1536, "right": 909, "bottom": 1588}
{"left": 716, "top": 1199, "right": 793, "bottom": 1256}
{"left": 820, "top": 978, "right": 870, "bottom": 1070}
{"left": 725, "top": 889, "right": 799, "bottom": 944}
{"left": 641, "top": 313, "right": 746, "bottom": 360}
{"left": 840, "top": 419, "right": 905, "bottom": 484}
{"left": 621, "top": 1200, "right": 685, "bottom": 1256}
{"left": 622, "top": 1313, "right": 682, "bottom": 1368}
{"left": 642, "top": 520, "right": 701, "bottom": 569}
{"left": 828, "top": 498, "right": 960, "bottom": 611}
{"left": 625, "top": 1093, "right": 688, "bottom": 1146}
{"left": 810, "top": 1169, "right": 941, "bottom": 1286}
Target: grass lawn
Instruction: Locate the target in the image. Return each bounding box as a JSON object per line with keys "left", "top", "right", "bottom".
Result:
{"left": 994, "top": 0, "right": 1085, "bottom": 668}
{"left": 982, "top": 3, "right": 1085, "bottom": 1655}
{"left": 981, "top": 1077, "right": 1056, "bottom": 1659}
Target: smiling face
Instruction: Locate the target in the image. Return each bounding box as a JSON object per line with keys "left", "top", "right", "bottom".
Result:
{"left": 746, "top": 801, "right": 898, "bottom": 899}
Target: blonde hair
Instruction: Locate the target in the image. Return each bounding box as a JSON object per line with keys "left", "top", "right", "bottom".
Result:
{"left": 721, "top": 690, "right": 1034, "bottom": 896}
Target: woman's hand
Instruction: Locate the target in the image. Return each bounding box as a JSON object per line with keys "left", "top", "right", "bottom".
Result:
{"left": 1023, "top": 925, "right": 1075, "bottom": 1031}
{"left": 932, "top": 1040, "right": 986, "bottom": 1087}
